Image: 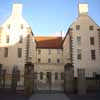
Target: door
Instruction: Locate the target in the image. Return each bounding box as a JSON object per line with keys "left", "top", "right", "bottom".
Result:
{"left": 37, "top": 72, "right": 52, "bottom": 91}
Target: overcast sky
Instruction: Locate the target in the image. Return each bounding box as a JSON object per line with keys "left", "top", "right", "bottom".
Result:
{"left": 0, "top": 0, "right": 100, "bottom": 36}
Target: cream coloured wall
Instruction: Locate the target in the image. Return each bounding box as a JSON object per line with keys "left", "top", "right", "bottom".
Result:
{"left": 0, "top": 4, "right": 36, "bottom": 74}
{"left": 36, "top": 49, "right": 63, "bottom": 64}
{"left": 63, "top": 14, "right": 100, "bottom": 77}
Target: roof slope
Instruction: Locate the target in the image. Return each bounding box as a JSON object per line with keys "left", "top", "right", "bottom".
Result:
{"left": 35, "top": 36, "right": 62, "bottom": 49}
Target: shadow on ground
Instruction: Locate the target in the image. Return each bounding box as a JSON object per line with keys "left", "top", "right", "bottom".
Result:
{"left": 0, "top": 88, "right": 29, "bottom": 100}
{"left": 67, "top": 89, "right": 100, "bottom": 100}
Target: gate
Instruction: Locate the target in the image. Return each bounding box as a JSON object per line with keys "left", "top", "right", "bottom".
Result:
{"left": 37, "top": 72, "right": 52, "bottom": 91}
{"left": 34, "top": 71, "right": 64, "bottom": 93}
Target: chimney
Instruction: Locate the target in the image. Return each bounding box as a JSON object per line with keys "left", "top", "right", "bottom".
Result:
{"left": 78, "top": 3, "right": 88, "bottom": 16}
{"left": 12, "top": 4, "right": 23, "bottom": 17}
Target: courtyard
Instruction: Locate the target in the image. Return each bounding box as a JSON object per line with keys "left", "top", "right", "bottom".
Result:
{"left": 0, "top": 88, "right": 100, "bottom": 100}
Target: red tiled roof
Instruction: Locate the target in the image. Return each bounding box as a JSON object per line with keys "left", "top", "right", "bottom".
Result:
{"left": 35, "top": 36, "right": 62, "bottom": 49}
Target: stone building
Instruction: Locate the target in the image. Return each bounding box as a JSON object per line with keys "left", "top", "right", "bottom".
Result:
{"left": 0, "top": 4, "right": 36, "bottom": 86}
{"left": 34, "top": 36, "right": 64, "bottom": 91}
{"left": 63, "top": 3, "right": 100, "bottom": 77}
{"left": 0, "top": 3, "right": 100, "bottom": 92}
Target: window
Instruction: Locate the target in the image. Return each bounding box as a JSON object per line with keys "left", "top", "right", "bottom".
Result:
{"left": 4, "top": 48, "right": 8, "bottom": 57}
{"left": 48, "top": 58, "right": 51, "bottom": 63}
{"left": 16, "top": 70, "right": 20, "bottom": 81}
{"left": 57, "top": 49, "right": 60, "bottom": 54}
{"left": 61, "top": 72, "right": 64, "bottom": 80}
{"left": 57, "top": 59, "right": 60, "bottom": 63}
{"left": 47, "top": 72, "right": 51, "bottom": 80}
{"left": 18, "top": 48, "right": 22, "bottom": 58}
{"left": 77, "top": 36, "right": 81, "bottom": 45}
{"left": 8, "top": 24, "right": 10, "bottom": 29}
{"left": 91, "top": 50, "right": 96, "bottom": 60}
{"left": 38, "top": 49, "right": 41, "bottom": 55}
{"left": 77, "top": 49, "right": 82, "bottom": 60}
{"left": 40, "top": 72, "right": 43, "bottom": 80}
{"left": 89, "top": 25, "right": 94, "bottom": 30}
{"left": 19, "top": 36, "right": 23, "bottom": 43}
{"left": 48, "top": 49, "right": 51, "bottom": 54}
{"left": 21, "top": 24, "right": 23, "bottom": 29}
{"left": 55, "top": 72, "right": 58, "bottom": 80}
{"left": 76, "top": 25, "right": 80, "bottom": 30}
{"left": 38, "top": 58, "right": 41, "bottom": 63}
{"left": 6, "top": 35, "right": 9, "bottom": 43}
{"left": 90, "top": 37, "right": 94, "bottom": 45}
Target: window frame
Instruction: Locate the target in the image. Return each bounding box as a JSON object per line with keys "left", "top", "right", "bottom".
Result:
{"left": 90, "top": 37, "right": 94, "bottom": 45}
{"left": 4, "top": 47, "right": 8, "bottom": 57}
{"left": 55, "top": 72, "right": 58, "bottom": 80}
{"left": 89, "top": 25, "right": 94, "bottom": 30}
{"left": 77, "top": 49, "right": 82, "bottom": 60}
{"left": 18, "top": 48, "right": 22, "bottom": 58}
{"left": 91, "top": 50, "right": 96, "bottom": 60}
{"left": 6, "top": 35, "right": 9, "bottom": 43}
{"left": 76, "top": 25, "right": 80, "bottom": 30}
{"left": 48, "top": 58, "right": 51, "bottom": 63}
{"left": 38, "top": 58, "right": 41, "bottom": 63}
{"left": 40, "top": 72, "right": 43, "bottom": 80}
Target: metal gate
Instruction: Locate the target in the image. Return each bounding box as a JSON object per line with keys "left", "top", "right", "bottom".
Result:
{"left": 36, "top": 72, "right": 52, "bottom": 91}
{"left": 34, "top": 72, "right": 64, "bottom": 92}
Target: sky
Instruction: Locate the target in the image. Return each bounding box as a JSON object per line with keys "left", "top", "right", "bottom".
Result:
{"left": 0, "top": 0, "right": 100, "bottom": 36}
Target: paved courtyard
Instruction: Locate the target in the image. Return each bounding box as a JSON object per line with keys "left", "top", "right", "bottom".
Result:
{"left": 0, "top": 89, "right": 100, "bottom": 100}
{"left": 29, "top": 93, "right": 70, "bottom": 100}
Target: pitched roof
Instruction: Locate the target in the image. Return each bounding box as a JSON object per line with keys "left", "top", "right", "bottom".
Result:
{"left": 35, "top": 36, "right": 62, "bottom": 49}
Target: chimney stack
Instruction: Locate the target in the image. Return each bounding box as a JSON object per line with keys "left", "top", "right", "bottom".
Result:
{"left": 12, "top": 4, "right": 23, "bottom": 17}
{"left": 78, "top": 3, "right": 88, "bottom": 16}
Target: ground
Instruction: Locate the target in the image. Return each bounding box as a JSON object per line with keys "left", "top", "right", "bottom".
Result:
{"left": 0, "top": 89, "right": 100, "bottom": 100}
{"left": 30, "top": 93, "right": 70, "bottom": 100}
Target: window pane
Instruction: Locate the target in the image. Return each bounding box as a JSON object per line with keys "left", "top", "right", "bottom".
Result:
{"left": 89, "top": 26, "right": 94, "bottom": 30}
{"left": 48, "top": 58, "right": 51, "bottom": 63}
{"left": 4, "top": 48, "right": 8, "bottom": 57}
{"left": 90, "top": 37, "right": 94, "bottom": 45}
{"left": 76, "top": 25, "right": 80, "bottom": 30}
{"left": 55, "top": 72, "right": 58, "bottom": 80}
{"left": 8, "top": 24, "right": 10, "bottom": 29}
{"left": 38, "top": 58, "right": 41, "bottom": 63}
{"left": 48, "top": 49, "right": 51, "bottom": 54}
{"left": 38, "top": 49, "right": 41, "bottom": 55}
{"left": 18, "top": 48, "right": 22, "bottom": 58}
{"left": 77, "top": 49, "right": 82, "bottom": 60}
{"left": 61, "top": 72, "right": 64, "bottom": 80}
{"left": 21, "top": 24, "right": 23, "bottom": 29}
{"left": 91, "top": 50, "right": 96, "bottom": 60}
{"left": 47, "top": 72, "right": 51, "bottom": 81}
{"left": 57, "top": 49, "right": 60, "bottom": 54}
{"left": 40, "top": 72, "right": 43, "bottom": 80}
{"left": 57, "top": 59, "right": 60, "bottom": 63}
{"left": 6, "top": 35, "right": 9, "bottom": 43}
{"left": 19, "top": 36, "right": 23, "bottom": 43}
{"left": 77, "top": 36, "right": 81, "bottom": 45}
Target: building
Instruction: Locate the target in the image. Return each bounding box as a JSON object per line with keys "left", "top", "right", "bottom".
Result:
{"left": 63, "top": 3, "right": 100, "bottom": 77}
{"left": 34, "top": 36, "right": 64, "bottom": 91}
{"left": 0, "top": 4, "right": 36, "bottom": 87}
{"left": 0, "top": 3, "right": 100, "bottom": 92}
